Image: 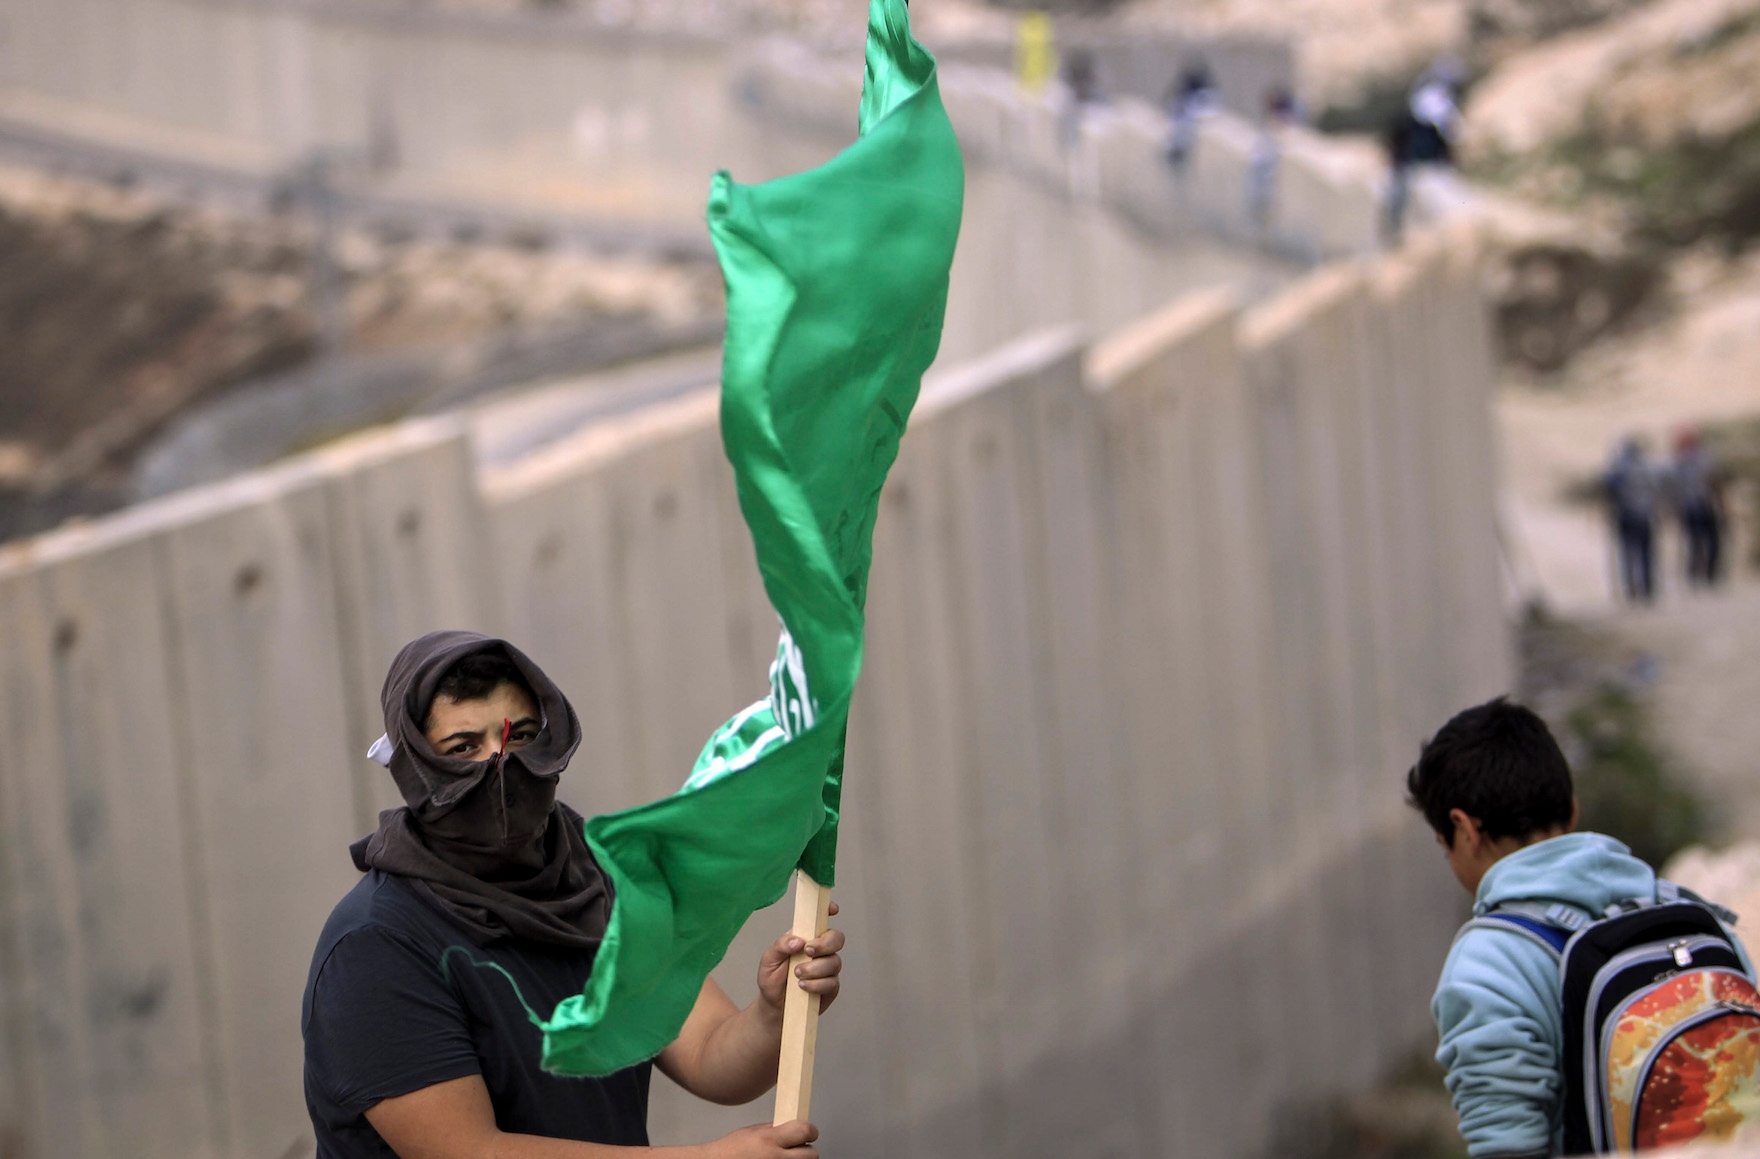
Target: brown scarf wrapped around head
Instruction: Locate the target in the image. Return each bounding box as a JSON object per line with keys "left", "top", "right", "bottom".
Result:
{"left": 350, "top": 630, "right": 610, "bottom": 951}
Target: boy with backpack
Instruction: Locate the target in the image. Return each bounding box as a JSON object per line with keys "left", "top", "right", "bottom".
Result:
{"left": 1409, "top": 698, "right": 1760, "bottom": 1156}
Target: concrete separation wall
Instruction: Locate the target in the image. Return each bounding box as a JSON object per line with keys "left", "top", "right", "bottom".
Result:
{"left": 932, "top": 26, "right": 1295, "bottom": 123}
{"left": 0, "top": 223, "right": 1508, "bottom": 1159}
{"left": 741, "top": 39, "right": 1383, "bottom": 262}
{"left": 0, "top": 0, "right": 1380, "bottom": 264}
{"left": 0, "top": 0, "right": 742, "bottom": 231}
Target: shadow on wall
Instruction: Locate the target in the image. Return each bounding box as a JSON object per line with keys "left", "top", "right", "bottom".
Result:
{"left": 841, "top": 820, "right": 1465, "bottom": 1159}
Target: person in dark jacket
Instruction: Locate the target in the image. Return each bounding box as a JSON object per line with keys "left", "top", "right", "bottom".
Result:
{"left": 1163, "top": 61, "right": 1219, "bottom": 168}
{"left": 1384, "top": 60, "right": 1462, "bottom": 243}
{"left": 1668, "top": 427, "right": 1726, "bottom": 587}
{"left": 1604, "top": 435, "right": 1660, "bottom": 603}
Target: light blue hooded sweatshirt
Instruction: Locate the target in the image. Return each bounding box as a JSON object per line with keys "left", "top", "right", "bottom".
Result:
{"left": 1432, "top": 833, "right": 1658, "bottom": 1158}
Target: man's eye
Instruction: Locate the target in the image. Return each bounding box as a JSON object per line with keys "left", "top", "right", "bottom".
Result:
{"left": 447, "top": 743, "right": 473, "bottom": 756}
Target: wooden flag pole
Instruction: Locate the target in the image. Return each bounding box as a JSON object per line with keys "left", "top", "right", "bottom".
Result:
{"left": 773, "top": 869, "right": 832, "bottom": 1125}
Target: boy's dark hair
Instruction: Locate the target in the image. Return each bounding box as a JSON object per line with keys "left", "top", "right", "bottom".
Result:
{"left": 1406, "top": 696, "right": 1575, "bottom": 847}
{"left": 426, "top": 650, "right": 535, "bottom": 725}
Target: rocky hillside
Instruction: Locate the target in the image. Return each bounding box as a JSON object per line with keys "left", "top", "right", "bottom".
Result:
{"left": 0, "top": 165, "right": 720, "bottom": 540}
{"left": 1464, "top": 0, "right": 1760, "bottom": 251}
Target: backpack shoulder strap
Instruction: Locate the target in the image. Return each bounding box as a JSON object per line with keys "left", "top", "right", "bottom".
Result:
{"left": 1460, "top": 899, "right": 1587, "bottom": 959}
{"left": 1492, "top": 898, "right": 1590, "bottom": 931}
{"left": 1465, "top": 912, "right": 1572, "bottom": 958}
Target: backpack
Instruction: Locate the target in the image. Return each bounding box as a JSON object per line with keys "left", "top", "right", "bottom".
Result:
{"left": 1468, "top": 882, "right": 1760, "bottom": 1154}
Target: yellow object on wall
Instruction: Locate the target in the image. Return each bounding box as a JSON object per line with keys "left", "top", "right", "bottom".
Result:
{"left": 1014, "top": 11, "right": 1056, "bottom": 92}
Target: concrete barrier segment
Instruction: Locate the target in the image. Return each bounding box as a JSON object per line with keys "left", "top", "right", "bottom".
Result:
{"left": 1272, "top": 128, "right": 1384, "bottom": 258}
{"left": 0, "top": 566, "right": 102, "bottom": 1159}
{"left": 1370, "top": 230, "right": 1518, "bottom": 1018}
{"left": 1405, "top": 239, "right": 1497, "bottom": 716}
{"left": 1366, "top": 232, "right": 1456, "bottom": 731}
{"left": 313, "top": 418, "right": 502, "bottom": 829}
{"left": 746, "top": 49, "right": 1380, "bottom": 265}
{"left": 1086, "top": 106, "right": 1193, "bottom": 241}
{"left": 812, "top": 416, "right": 992, "bottom": 1154}
{"left": 0, "top": 575, "right": 31, "bottom": 1158}
{"left": 918, "top": 325, "right": 1087, "bottom": 418}
{"left": 149, "top": 468, "right": 375, "bottom": 1159}
{"left": 913, "top": 351, "right": 1086, "bottom": 1156}
{"left": 0, "top": 524, "right": 228, "bottom": 1159}
{"left": 1241, "top": 267, "right": 1391, "bottom": 1103}
{"left": 1022, "top": 342, "right": 1154, "bottom": 1157}
{"left": 481, "top": 388, "right": 720, "bottom": 507}
{"left": 1085, "top": 286, "right": 1242, "bottom": 392}
{"left": 1087, "top": 291, "right": 1268, "bottom": 1151}
{"left": 1435, "top": 227, "right": 1515, "bottom": 698}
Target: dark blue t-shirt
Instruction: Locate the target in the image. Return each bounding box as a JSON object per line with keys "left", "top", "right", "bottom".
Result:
{"left": 302, "top": 871, "right": 650, "bottom": 1157}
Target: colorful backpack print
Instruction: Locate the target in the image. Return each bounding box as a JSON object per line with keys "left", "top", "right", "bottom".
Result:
{"left": 1468, "top": 883, "right": 1760, "bottom": 1154}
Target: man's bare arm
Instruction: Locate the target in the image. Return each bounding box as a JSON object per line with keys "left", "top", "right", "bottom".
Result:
{"left": 657, "top": 910, "right": 845, "bottom": 1106}
{"left": 364, "top": 1074, "right": 818, "bottom": 1159}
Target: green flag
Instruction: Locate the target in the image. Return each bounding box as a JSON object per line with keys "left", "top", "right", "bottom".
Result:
{"left": 538, "top": 0, "right": 964, "bottom": 1078}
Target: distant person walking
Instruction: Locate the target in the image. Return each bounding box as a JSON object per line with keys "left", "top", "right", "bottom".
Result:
{"left": 1057, "top": 48, "right": 1105, "bottom": 149}
{"left": 1163, "top": 62, "right": 1219, "bottom": 170}
{"left": 1604, "top": 435, "right": 1660, "bottom": 603}
{"left": 1384, "top": 59, "right": 1463, "bottom": 244}
{"left": 1383, "top": 115, "right": 1415, "bottom": 244}
{"left": 1247, "top": 87, "right": 1299, "bottom": 240}
{"left": 1406, "top": 61, "right": 1462, "bottom": 166}
{"left": 1668, "top": 427, "right": 1726, "bottom": 587}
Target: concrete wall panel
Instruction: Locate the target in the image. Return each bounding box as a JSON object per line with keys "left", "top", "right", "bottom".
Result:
{"left": 1440, "top": 225, "right": 1514, "bottom": 698}
{"left": 1092, "top": 313, "right": 1220, "bottom": 930}
{"left": 836, "top": 415, "right": 987, "bottom": 1156}
{"left": 929, "top": 359, "right": 1070, "bottom": 1158}
{"left": 586, "top": 423, "right": 743, "bottom": 800}
{"left": 1016, "top": 340, "right": 1149, "bottom": 1159}
{"left": 1366, "top": 242, "right": 1472, "bottom": 1017}
{"left": 1090, "top": 295, "right": 1250, "bottom": 1154}
{"left": 1298, "top": 275, "right": 1389, "bottom": 1087}
{"left": 1243, "top": 266, "right": 1401, "bottom": 1109}
{"left": 317, "top": 417, "right": 500, "bottom": 831}
{"left": 0, "top": 571, "right": 31, "bottom": 1159}
{"left": 27, "top": 535, "right": 224, "bottom": 1159}
{"left": 153, "top": 465, "right": 362, "bottom": 1159}
{"left": 0, "top": 562, "right": 101, "bottom": 1159}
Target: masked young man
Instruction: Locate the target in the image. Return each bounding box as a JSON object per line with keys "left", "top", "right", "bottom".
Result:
{"left": 302, "top": 631, "right": 843, "bottom": 1159}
